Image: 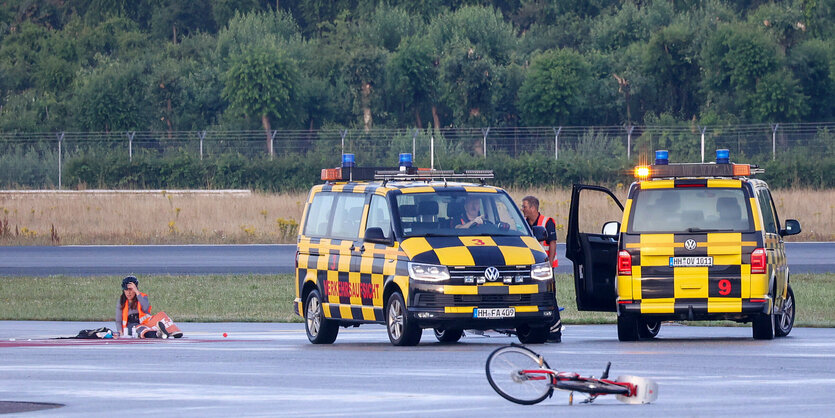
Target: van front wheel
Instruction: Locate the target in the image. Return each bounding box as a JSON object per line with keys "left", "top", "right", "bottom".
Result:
{"left": 386, "top": 292, "right": 422, "bottom": 346}
{"left": 434, "top": 327, "right": 463, "bottom": 343}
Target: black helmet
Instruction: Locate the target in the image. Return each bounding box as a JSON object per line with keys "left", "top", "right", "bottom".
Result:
{"left": 121, "top": 276, "right": 139, "bottom": 290}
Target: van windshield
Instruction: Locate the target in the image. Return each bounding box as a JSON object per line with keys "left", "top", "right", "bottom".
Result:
{"left": 395, "top": 191, "right": 530, "bottom": 238}
{"left": 628, "top": 188, "right": 753, "bottom": 233}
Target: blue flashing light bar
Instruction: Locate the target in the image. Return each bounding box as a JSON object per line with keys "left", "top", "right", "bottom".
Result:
{"left": 342, "top": 153, "right": 355, "bottom": 168}
{"left": 399, "top": 153, "right": 413, "bottom": 168}
{"left": 716, "top": 149, "right": 730, "bottom": 164}
{"left": 655, "top": 150, "right": 669, "bottom": 165}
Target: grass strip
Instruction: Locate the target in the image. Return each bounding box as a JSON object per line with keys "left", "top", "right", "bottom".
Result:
{"left": 1, "top": 273, "right": 832, "bottom": 327}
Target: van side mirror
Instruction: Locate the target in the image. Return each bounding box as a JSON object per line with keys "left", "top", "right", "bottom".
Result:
{"left": 364, "top": 227, "right": 392, "bottom": 245}
{"left": 532, "top": 225, "right": 547, "bottom": 242}
{"left": 602, "top": 221, "right": 620, "bottom": 236}
{"left": 781, "top": 219, "right": 801, "bottom": 236}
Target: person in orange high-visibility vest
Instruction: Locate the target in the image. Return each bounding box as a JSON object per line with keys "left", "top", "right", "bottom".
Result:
{"left": 521, "top": 196, "right": 562, "bottom": 343}
{"left": 115, "top": 276, "right": 170, "bottom": 338}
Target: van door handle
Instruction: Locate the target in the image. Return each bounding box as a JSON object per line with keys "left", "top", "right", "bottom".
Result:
{"left": 359, "top": 245, "right": 366, "bottom": 253}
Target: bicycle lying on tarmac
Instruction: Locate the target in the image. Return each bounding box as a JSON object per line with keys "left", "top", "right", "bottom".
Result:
{"left": 485, "top": 344, "right": 658, "bottom": 405}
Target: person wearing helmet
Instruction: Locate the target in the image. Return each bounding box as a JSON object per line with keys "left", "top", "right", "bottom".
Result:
{"left": 115, "top": 276, "right": 171, "bottom": 338}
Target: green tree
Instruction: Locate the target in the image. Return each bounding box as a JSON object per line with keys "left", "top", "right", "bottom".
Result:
{"left": 0, "top": 21, "right": 50, "bottom": 92}
{"left": 216, "top": 9, "right": 302, "bottom": 63}
{"left": 222, "top": 47, "right": 300, "bottom": 153}
{"left": 212, "top": 0, "right": 263, "bottom": 29}
{"left": 358, "top": 3, "right": 422, "bottom": 53}
{"left": 387, "top": 35, "right": 438, "bottom": 128}
{"left": 747, "top": 2, "right": 807, "bottom": 53}
{"left": 589, "top": 1, "right": 674, "bottom": 51}
{"left": 518, "top": 49, "right": 591, "bottom": 126}
{"left": 641, "top": 22, "right": 700, "bottom": 118}
{"left": 72, "top": 58, "right": 151, "bottom": 131}
{"left": 749, "top": 70, "right": 809, "bottom": 122}
{"left": 69, "top": 16, "right": 149, "bottom": 66}
{"left": 429, "top": 5, "right": 518, "bottom": 65}
{"left": 701, "top": 23, "right": 780, "bottom": 118}
{"left": 788, "top": 39, "right": 834, "bottom": 121}
{"left": 0, "top": 90, "right": 61, "bottom": 132}
{"left": 150, "top": 0, "right": 217, "bottom": 43}
{"left": 344, "top": 46, "right": 388, "bottom": 131}
{"left": 438, "top": 41, "right": 499, "bottom": 127}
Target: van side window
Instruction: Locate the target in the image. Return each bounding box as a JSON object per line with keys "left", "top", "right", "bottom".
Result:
{"left": 366, "top": 195, "right": 392, "bottom": 238}
{"left": 303, "top": 192, "right": 335, "bottom": 236}
{"left": 331, "top": 194, "right": 367, "bottom": 239}
{"left": 757, "top": 189, "right": 778, "bottom": 234}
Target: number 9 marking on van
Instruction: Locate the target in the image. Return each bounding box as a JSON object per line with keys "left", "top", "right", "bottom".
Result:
{"left": 718, "top": 279, "right": 732, "bottom": 296}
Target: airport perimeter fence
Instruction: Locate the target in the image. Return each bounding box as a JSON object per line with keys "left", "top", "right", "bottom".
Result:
{"left": 1, "top": 123, "right": 834, "bottom": 189}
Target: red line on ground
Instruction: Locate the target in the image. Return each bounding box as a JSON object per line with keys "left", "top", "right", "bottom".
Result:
{"left": 0, "top": 338, "right": 233, "bottom": 348}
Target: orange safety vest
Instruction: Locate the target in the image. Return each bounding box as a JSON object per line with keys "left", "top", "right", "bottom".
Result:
{"left": 534, "top": 214, "right": 558, "bottom": 268}
{"left": 122, "top": 293, "right": 152, "bottom": 333}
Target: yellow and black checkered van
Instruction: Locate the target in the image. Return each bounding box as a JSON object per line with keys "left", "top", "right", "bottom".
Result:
{"left": 565, "top": 150, "right": 801, "bottom": 341}
{"left": 294, "top": 163, "right": 557, "bottom": 346}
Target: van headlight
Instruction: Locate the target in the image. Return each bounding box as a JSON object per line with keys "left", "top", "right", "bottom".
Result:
{"left": 408, "top": 263, "right": 450, "bottom": 282}
{"left": 530, "top": 262, "right": 553, "bottom": 281}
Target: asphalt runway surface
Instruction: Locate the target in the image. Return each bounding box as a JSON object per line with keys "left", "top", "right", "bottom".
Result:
{"left": 1, "top": 322, "right": 833, "bottom": 417}
{"left": 1, "top": 242, "right": 832, "bottom": 276}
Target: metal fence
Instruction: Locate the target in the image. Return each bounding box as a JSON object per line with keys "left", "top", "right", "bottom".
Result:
{"left": 1, "top": 123, "right": 833, "bottom": 188}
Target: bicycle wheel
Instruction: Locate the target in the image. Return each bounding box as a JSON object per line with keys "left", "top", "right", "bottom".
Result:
{"left": 556, "top": 378, "right": 629, "bottom": 395}
{"left": 485, "top": 346, "right": 554, "bottom": 405}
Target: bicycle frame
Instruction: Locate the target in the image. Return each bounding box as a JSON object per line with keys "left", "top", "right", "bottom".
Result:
{"left": 486, "top": 345, "right": 658, "bottom": 405}
{"left": 517, "top": 368, "right": 636, "bottom": 403}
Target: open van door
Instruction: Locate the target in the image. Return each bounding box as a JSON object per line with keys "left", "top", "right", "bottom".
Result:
{"left": 565, "top": 184, "right": 623, "bottom": 312}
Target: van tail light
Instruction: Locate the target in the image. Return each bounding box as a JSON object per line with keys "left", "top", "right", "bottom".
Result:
{"left": 751, "top": 248, "right": 766, "bottom": 274}
{"left": 618, "top": 250, "right": 632, "bottom": 276}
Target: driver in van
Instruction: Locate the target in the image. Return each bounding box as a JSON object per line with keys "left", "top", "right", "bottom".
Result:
{"left": 455, "top": 197, "right": 486, "bottom": 229}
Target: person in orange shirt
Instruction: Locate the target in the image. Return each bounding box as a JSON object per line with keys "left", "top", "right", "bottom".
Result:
{"left": 521, "top": 196, "right": 562, "bottom": 343}
{"left": 115, "top": 276, "right": 172, "bottom": 338}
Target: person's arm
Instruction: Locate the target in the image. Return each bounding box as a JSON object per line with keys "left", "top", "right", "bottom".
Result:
{"left": 136, "top": 293, "right": 151, "bottom": 315}
{"left": 455, "top": 216, "right": 483, "bottom": 229}
{"left": 115, "top": 300, "right": 122, "bottom": 336}
{"left": 546, "top": 218, "right": 558, "bottom": 267}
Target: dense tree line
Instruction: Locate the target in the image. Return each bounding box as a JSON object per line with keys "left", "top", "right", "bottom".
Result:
{"left": 1, "top": 0, "right": 834, "bottom": 139}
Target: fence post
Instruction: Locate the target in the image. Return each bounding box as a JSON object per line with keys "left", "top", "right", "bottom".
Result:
{"left": 626, "top": 125, "right": 634, "bottom": 159}
{"left": 56, "top": 132, "right": 64, "bottom": 190}
{"left": 430, "top": 135, "right": 435, "bottom": 170}
{"left": 699, "top": 126, "right": 707, "bottom": 162}
{"left": 127, "top": 131, "right": 135, "bottom": 162}
{"left": 270, "top": 130, "right": 278, "bottom": 160}
{"left": 412, "top": 128, "right": 418, "bottom": 159}
{"left": 481, "top": 127, "right": 490, "bottom": 158}
{"left": 771, "top": 123, "right": 779, "bottom": 160}
{"left": 553, "top": 127, "right": 562, "bottom": 160}
{"left": 340, "top": 129, "right": 348, "bottom": 156}
{"left": 198, "top": 130, "right": 207, "bottom": 160}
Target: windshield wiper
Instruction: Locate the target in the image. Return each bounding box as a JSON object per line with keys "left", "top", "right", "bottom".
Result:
{"left": 686, "top": 227, "right": 733, "bottom": 233}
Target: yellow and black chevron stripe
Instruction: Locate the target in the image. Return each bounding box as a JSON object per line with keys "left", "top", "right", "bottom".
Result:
{"left": 619, "top": 232, "right": 766, "bottom": 314}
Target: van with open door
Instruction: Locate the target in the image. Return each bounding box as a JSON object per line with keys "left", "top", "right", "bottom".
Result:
{"left": 565, "top": 150, "right": 801, "bottom": 341}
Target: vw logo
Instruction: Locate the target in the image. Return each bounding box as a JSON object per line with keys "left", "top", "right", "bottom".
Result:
{"left": 684, "top": 239, "right": 697, "bottom": 251}
{"left": 484, "top": 266, "right": 500, "bottom": 282}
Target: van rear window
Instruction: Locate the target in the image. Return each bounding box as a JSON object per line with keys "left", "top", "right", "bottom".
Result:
{"left": 628, "top": 188, "right": 753, "bottom": 233}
